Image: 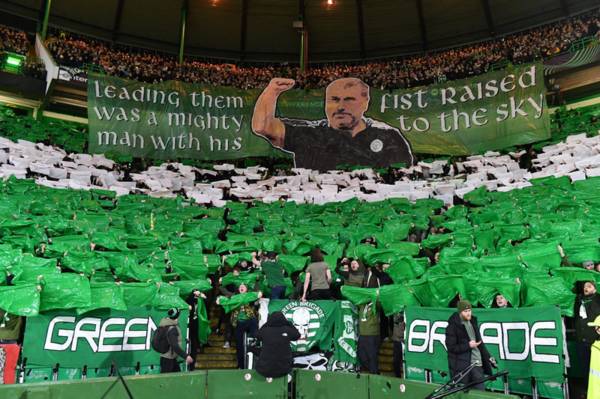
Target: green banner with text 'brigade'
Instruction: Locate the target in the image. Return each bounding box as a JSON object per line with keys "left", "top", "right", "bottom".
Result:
{"left": 88, "top": 63, "right": 549, "bottom": 169}
{"left": 404, "top": 306, "right": 564, "bottom": 381}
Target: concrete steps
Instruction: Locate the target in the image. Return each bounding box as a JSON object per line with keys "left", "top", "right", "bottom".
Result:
{"left": 378, "top": 340, "right": 395, "bottom": 373}
{"left": 197, "top": 353, "right": 237, "bottom": 362}
{"left": 196, "top": 332, "right": 238, "bottom": 370}
{"left": 197, "top": 307, "right": 399, "bottom": 374}
{"left": 202, "top": 346, "right": 237, "bottom": 355}
{"left": 196, "top": 359, "right": 238, "bottom": 369}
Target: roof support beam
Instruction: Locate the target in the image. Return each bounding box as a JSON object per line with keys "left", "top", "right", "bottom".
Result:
{"left": 112, "top": 0, "right": 126, "bottom": 42}
{"left": 480, "top": 0, "right": 496, "bottom": 37}
{"left": 38, "top": 0, "right": 52, "bottom": 41}
{"left": 415, "top": 0, "right": 427, "bottom": 50}
{"left": 177, "top": 0, "right": 189, "bottom": 64}
{"left": 299, "top": 0, "right": 308, "bottom": 72}
{"left": 355, "top": 0, "right": 366, "bottom": 59}
{"left": 240, "top": 0, "right": 248, "bottom": 60}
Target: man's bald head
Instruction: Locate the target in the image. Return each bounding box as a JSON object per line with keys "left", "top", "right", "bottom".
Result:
{"left": 326, "top": 78, "right": 370, "bottom": 99}
{"left": 325, "top": 78, "right": 370, "bottom": 133}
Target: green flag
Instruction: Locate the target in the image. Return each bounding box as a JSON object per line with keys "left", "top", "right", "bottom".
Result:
{"left": 218, "top": 292, "right": 260, "bottom": 313}
{"left": 464, "top": 275, "right": 521, "bottom": 308}
{"left": 40, "top": 274, "right": 92, "bottom": 312}
{"left": 77, "top": 282, "right": 127, "bottom": 314}
{"left": 278, "top": 255, "right": 309, "bottom": 275}
{"left": 198, "top": 299, "right": 211, "bottom": 344}
{"left": 152, "top": 283, "right": 188, "bottom": 310}
{"left": 331, "top": 300, "right": 358, "bottom": 366}
{"left": 404, "top": 306, "right": 564, "bottom": 380}
{"left": 268, "top": 300, "right": 339, "bottom": 353}
{"left": 122, "top": 282, "right": 158, "bottom": 308}
{"left": 522, "top": 275, "right": 575, "bottom": 317}
{"left": 220, "top": 271, "right": 259, "bottom": 288}
{"left": 0, "top": 283, "right": 40, "bottom": 316}
{"left": 340, "top": 285, "right": 378, "bottom": 307}
{"left": 379, "top": 284, "right": 420, "bottom": 315}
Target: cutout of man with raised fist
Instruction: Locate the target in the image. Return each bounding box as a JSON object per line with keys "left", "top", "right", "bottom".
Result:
{"left": 252, "top": 77, "right": 413, "bottom": 170}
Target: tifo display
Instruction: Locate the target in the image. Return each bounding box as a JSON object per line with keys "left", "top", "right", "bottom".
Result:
{"left": 0, "top": 5, "right": 599, "bottom": 399}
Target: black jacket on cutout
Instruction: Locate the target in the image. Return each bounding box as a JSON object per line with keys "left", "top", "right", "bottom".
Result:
{"left": 256, "top": 312, "right": 301, "bottom": 378}
{"left": 445, "top": 312, "right": 493, "bottom": 378}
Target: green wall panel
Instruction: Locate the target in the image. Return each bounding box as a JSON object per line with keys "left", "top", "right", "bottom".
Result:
{"left": 295, "top": 370, "right": 369, "bottom": 399}
{"left": 206, "top": 370, "right": 287, "bottom": 399}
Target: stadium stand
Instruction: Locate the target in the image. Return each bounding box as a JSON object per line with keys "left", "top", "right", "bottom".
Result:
{"left": 0, "top": 24, "right": 46, "bottom": 79}
{"left": 1, "top": 2, "right": 600, "bottom": 399}
{"left": 44, "top": 9, "right": 600, "bottom": 89}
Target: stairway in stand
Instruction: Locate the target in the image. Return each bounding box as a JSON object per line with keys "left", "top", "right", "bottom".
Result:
{"left": 378, "top": 339, "right": 395, "bottom": 376}
{"left": 195, "top": 304, "right": 238, "bottom": 370}
{"left": 195, "top": 302, "right": 399, "bottom": 374}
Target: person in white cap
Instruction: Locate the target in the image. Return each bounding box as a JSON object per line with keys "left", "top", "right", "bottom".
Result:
{"left": 586, "top": 315, "right": 600, "bottom": 399}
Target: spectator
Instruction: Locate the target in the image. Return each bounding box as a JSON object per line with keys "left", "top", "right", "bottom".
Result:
{"left": 156, "top": 308, "right": 194, "bottom": 373}
{"left": 336, "top": 258, "right": 365, "bottom": 287}
{"left": 216, "top": 266, "right": 238, "bottom": 349}
{"left": 583, "top": 260, "right": 596, "bottom": 271}
{"left": 391, "top": 312, "right": 405, "bottom": 378}
{"left": 230, "top": 283, "right": 259, "bottom": 369}
{"left": 445, "top": 300, "right": 494, "bottom": 390}
{"left": 493, "top": 293, "right": 511, "bottom": 308}
{"left": 260, "top": 252, "right": 287, "bottom": 299}
{"left": 586, "top": 315, "right": 600, "bottom": 399}
{"left": 357, "top": 301, "right": 381, "bottom": 374}
{"left": 185, "top": 288, "right": 204, "bottom": 370}
{"left": 574, "top": 281, "right": 600, "bottom": 397}
{"left": 255, "top": 311, "right": 301, "bottom": 379}
{"left": 301, "top": 248, "right": 332, "bottom": 301}
{"left": 41, "top": 9, "right": 600, "bottom": 90}
{"left": 0, "top": 310, "right": 22, "bottom": 344}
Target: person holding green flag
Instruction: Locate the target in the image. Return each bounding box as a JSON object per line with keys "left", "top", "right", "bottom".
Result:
{"left": 216, "top": 284, "right": 262, "bottom": 369}
{"left": 337, "top": 259, "right": 366, "bottom": 287}
{"left": 259, "top": 252, "right": 287, "bottom": 299}
{"left": 185, "top": 289, "right": 206, "bottom": 370}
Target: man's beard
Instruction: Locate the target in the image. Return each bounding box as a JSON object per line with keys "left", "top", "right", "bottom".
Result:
{"left": 331, "top": 114, "right": 358, "bottom": 131}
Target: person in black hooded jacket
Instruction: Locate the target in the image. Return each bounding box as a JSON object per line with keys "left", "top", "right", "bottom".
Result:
{"left": 445, "top": 300, "right": 494, "bottom": 390}
{"left": 573, "top": 280, "right": 600, "bottom": 397}
{"left": 256, "top": 311, "right": 301, "bottom": 378}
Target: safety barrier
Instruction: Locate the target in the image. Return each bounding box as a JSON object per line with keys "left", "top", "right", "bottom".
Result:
{"left": 0, "top": 369, "right": 517, "bottom": 399}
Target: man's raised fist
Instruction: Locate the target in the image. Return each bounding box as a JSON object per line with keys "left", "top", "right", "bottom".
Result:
{"left": 266, "top": 78, "right": 295, "bottom": 94}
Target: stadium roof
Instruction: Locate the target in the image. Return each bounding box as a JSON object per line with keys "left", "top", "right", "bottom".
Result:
{"left": 1, "top": 0, "right": 598, "bottom": 62}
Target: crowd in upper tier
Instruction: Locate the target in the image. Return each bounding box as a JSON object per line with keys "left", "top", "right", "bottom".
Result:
{"left": 0, "top": 25, "right": 46, "bottom": 80}
{"left": 41, "top": 8, "right": 600, "bottom": 89}
{"left": 0, "top": 24, "right": 30, "bottom": 55}
{"left": 0, "top": 9, "right": 598, "bottom": 88}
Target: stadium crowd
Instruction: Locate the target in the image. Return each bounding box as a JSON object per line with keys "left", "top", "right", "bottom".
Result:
{"left": 0, "top": 25, "right": 30, "bottom": 55}
{"left": 43, "top": 8, "right": 600, "bottom": 89}
{"left": 1, "top": 9, "right": 598, "bottom": 87}
{"left": 0, "top": 25, "right": 47, "bottom": 80}
{"left": 0, "top": 8, "right": 600, "bottom": 398}
{"left": 0, "top": 100, "right": 598, "bottom": 397}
